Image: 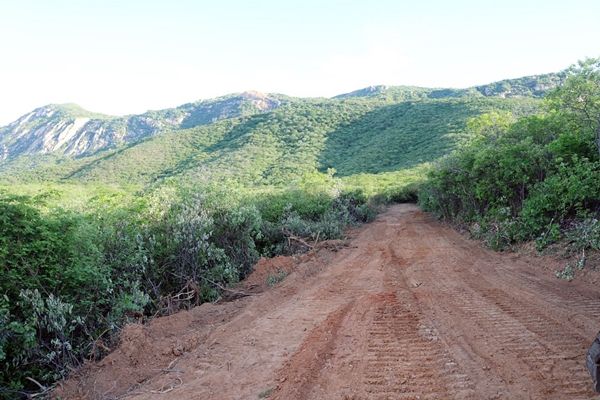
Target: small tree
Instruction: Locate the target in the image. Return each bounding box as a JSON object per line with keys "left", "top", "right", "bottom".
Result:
{"left": 547, "top": 58, "right": 600, "bottom": 157}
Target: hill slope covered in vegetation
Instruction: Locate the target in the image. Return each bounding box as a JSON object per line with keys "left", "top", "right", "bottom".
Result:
{"left": 0, "top": 97, "right": 538, "bottom": 187}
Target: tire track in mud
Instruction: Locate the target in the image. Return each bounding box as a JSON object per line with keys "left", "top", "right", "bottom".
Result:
{"left": 277, "top": 207, "right": 599, "bottom": 399}
{"left": 388, "top": 211, "right": 598, "bottom": 399}
{"left": 273, "top": 302, "right": 356, "bottom": 400}
{"left": 406, "top": 266, "right": 593, "bottom": 395}
{"left": 360, "top": 292, "right": 474, "bottom": 400}
{"left": 476, "top": 289, "right": 592, "bottom": 398}
{"left": 446, "top": 287, "right": 592, "bottom": 398}
{"left": 459, "top": 267, "right": 594, "bottom": 397}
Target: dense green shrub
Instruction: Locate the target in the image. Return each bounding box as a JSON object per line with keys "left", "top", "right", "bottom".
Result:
{"left": 566, "top": 218, "right": 600, "bottom": 254}
{"left": 520, "top": 158, "right": 600, "bottom": 240}
{"left": 256, "top": 186, "right": 374, "bottom": 255}
{"left": 420, "top": 59, "right": 600, "bottom": 255}
{"left": 0, "top": 179, "right": 377, "bottom": 396}
{"left": 0, "top": 194, "right": 114, "bottom": 395}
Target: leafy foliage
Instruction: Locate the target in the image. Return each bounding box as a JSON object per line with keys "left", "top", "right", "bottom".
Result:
{"left": 420, "top": 59, "right": 600, "bottom": 257}
{"left": 0, "top": 174, "right": 377, "bottom": 396}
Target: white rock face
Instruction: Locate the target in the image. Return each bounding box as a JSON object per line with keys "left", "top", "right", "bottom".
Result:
{"left": 0, "top": 94, "right": 286, "bottom": 160}
{"left": 55, "top": 118, "right": 90, "bottom": 150}
{"left": 1, "top": 106, "right": 132, "bottom": 159}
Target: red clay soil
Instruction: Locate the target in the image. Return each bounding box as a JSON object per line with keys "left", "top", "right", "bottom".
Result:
{"left": 242, "top": 255, "right": 299, "bottom": 289}
{"left": 55, "top": 205, "right": 600, "bottom": 399}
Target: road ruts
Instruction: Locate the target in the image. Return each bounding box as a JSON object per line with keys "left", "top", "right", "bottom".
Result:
{"left": 98, "top": 204, "right": 599, "bottom": 400}
{"left": 272, "top": 205, "right": 598, "bottom": 399}
{"left": 361, "top": 292, "right": 474, "bottom": 400}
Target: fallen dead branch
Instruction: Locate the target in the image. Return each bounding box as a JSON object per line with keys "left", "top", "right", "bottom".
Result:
{"left": 201, "top": 276, "right": 254, "bottom": 298}
{"left": 25, "top": 377, "right": 55, "bottom": 398}
{"left": 282, "top": 229, "right": 316, "bottom": 250}
{"left": 149, "top": 377, "right": 183, "bottom": 394}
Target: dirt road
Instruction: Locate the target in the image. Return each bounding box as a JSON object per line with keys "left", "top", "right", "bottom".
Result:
{"left": 60, "top": 205, "right": 600, "bottom": 399}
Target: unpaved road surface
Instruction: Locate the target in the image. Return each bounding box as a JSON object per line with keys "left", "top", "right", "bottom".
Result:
{"left": 60, "top": 205, "right": 600, "bottom": 399}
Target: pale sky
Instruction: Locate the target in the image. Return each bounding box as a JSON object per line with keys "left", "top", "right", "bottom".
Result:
{"left": 1, "top": 0, "right": 599, "bottom": 124}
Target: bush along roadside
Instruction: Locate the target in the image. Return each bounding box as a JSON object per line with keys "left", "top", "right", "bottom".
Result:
{"left": 0, "top": 180, "right": 378, "bottom": 398}
{"left": 419, "top": 58, "right": 600, "bottom": 279}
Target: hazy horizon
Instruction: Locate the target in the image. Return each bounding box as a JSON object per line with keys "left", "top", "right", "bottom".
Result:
{"left": 1, "top": 0, "right": 599, "bottom": 125}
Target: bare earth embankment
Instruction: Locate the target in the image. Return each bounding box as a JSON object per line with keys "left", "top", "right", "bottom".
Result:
{"left": 56, "top": 205, "right": 600, "bottom": 399}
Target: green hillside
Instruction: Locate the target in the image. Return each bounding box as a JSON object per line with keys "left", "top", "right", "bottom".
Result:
{"left": 46, "top": 103, "right": 116, "bottom": 120}
{"left": 0, "top": 70, "right": 565, "bottom": 190}
{"left": 320, "top": 97, "right": 537, "bottom": 175}
{"left": 0, "top": 96, "right": 539, "bottom": 187}
{"left": 474, "top": 71, "right": 567, "bottom": 97}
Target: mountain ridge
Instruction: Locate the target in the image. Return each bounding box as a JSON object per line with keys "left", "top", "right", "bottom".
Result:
{"left": 0, "top": 96, "right": 539, "bottom": 187}
{"left": 334, "top": 71, "right": 566, "bottom": 100}
{"left": 0, "top": 70, "right": 565, "bottom": 164}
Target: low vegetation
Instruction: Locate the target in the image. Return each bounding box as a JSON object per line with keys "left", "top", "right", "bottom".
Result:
{"left": 0, "top": 172, "right": 381, "bottom": 397}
